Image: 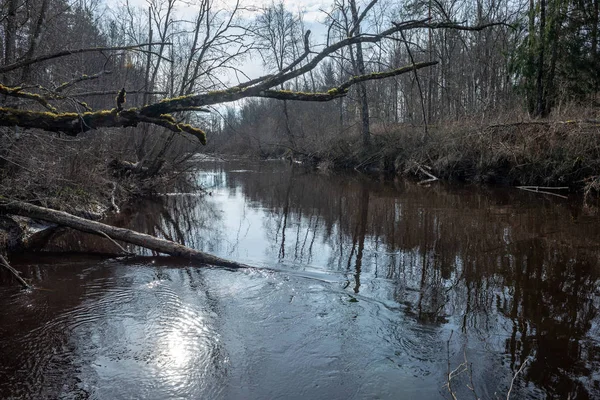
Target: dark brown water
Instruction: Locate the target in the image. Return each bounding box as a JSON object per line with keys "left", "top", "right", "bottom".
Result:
{"left": 1, "top": 159, "right": 600, "bottom": 399}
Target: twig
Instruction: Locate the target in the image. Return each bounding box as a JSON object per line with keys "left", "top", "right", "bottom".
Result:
{"left": 94, "top": 230, "right": 133, "bottom": 256}
{"left": 465, "top": 350, "right": 481, "bottom": 400}
{"left": 0, "top": 42, "right": 172, "bottom": 74}
{"left": 54, "top": 70, "right": 112, "bottom": 93}
{"left": 415, "top": 164, "right": 439, "bottom": 184}
{"left": 0, "top": 254, "right": 31, "bottom": 289}
{"left": 516, "top": 186, "right": 569, "bottom": 190}
{"left": 516, "top": 186, "right": 568, "bottom": 199}
{"left": 506, "top": 357, "right": 530, "bottom": 399}
{"left": 446, "top": 331, "right": 459, "bottom": 400}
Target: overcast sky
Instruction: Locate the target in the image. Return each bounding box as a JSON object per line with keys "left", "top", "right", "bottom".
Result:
{"left": 106, "top": 0, "right": 336, "bottom": 81}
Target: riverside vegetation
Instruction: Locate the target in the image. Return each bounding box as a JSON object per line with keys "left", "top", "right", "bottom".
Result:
{"left": 0, "top": 0, "right": 599, "bottom": 247}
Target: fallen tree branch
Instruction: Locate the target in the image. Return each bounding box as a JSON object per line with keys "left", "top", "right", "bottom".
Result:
{"left": 507, "top": 357, "right": 530, "bottom": 399}
{"left": 516, "top": 186, "right": 568, "bottom": 199}
{"left": 54, "top": 70, "right": 112, "bottom": 93}
{"left": 0, "top": 62, "right": 431, "bottom": 140}
{"left": 414, "top": 164, "right": 439, "bottom": 184}
{"left": 488, "top": 119, "right": 600, "bottom": 129}
{"left": 0, "top": 107, "right": 207, "bottom": 144}
{"left": 139, "top": 61, "right": 437, "bottom": 116}
{"left": 95, "top": 230, "right": 133, "bottom": 256}
{"left": 0, "top": 200, "right": 250, "bottom": 269}
{"left": 62, "top": 90, "right": 168, "bottom": 98}
{"left": 0, "top": 254, "right": 30, "bottom": 289}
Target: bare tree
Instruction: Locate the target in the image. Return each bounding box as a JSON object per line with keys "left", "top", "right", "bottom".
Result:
{"left": 254, "top": 0, "right": 303, "bottom": 147}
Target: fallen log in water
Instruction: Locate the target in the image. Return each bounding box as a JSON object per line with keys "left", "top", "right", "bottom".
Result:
{"left": 0, "top": 200, "right": 250, "bottom": 269}
{"left": 0, "top": 254, "right": 31, "bottom": 288}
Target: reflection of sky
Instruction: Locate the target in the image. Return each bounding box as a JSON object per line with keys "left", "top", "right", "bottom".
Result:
{"left": 216, "top": 189, "right": 334, "bottom": 268}
{"left": 198, "top": 171, "right": 335, "bottom": 272}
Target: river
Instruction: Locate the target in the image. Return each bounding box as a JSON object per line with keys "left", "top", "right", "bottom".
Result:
{"left": 1, "top": 159, "right": 599, "bottom": 399}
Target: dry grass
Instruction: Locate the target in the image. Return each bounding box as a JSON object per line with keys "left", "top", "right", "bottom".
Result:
{"left": 307, "top": 111, "right": 600, "bottom": 197}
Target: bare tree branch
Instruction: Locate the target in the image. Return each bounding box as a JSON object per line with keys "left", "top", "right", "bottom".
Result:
{"left": 54, "top": 70, "right": 112, "bottom": 93}
{"left": 0, "top": 42, "right": 171, "bottom": 74}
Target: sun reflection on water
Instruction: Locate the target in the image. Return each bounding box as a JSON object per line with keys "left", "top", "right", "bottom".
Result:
{"left": 153, "top": 302, "right": 218, "bottom": 394}
{"left": 165, "top": 330, "right": 190, "bottom": 368}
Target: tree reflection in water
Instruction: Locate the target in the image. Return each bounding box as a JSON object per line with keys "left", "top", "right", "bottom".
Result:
{"left": 18, "top": 159, "right": 600, "bottom": 398}
{"left": 186, "top": 159, "right": 599, "bottom": 399}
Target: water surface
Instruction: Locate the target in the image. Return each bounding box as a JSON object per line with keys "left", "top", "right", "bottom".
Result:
{"left": 1, "top": 159, "right": 599, "bottom": 399}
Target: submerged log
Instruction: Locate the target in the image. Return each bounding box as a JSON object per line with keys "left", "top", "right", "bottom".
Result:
{"left": 0, "top": 201, "right": 250, "bottom": 269}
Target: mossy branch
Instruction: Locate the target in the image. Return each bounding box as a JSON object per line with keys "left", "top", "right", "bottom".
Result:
{"left": 338, "top": 61, "right": 438, "bottom": 91}
{"left": 254, "top": 61, "right": 438, "bottom": 102}
{"left": 0, "top": 84, "right": 57, "bottom": 112}
{"left": 0, "top": 107, "right": 206, "bottom": 144}
{"left": 0, "top": 61, "right": 436, "bottom": 142}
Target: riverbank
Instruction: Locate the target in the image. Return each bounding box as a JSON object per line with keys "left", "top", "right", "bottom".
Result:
{"left": 278, "top": 119, "right": 600, "bottom": 196}
{"left": 3, "top": 117, "right": 600, "bottom": 252}
{"left": 0, "top": 125, "right": 203, "bottom": 253}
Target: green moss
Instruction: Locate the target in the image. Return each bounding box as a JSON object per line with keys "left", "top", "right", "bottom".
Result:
{"left": 179, "top": 123, "right": 207, "bottom": 145}
{"left": 38, "top": 111, "right": 62, "bottom": 117}
{"left": 159, "top": 94, "right": 195, "bottom": 103}
{"left": 160, "top": 114, "right": 176, "bottom": 123}
{"left": 206, "top": 86, "right": 243, "bottom": 96}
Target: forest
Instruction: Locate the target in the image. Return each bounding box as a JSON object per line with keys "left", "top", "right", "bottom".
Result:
{"left": 0, "top": 0, "right": 600, "bottom": 235}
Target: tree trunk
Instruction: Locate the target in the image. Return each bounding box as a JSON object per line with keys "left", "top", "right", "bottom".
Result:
{"left": 20, "top": 0, "right": 50, "bottom": 83}
{"left": 143, "top": 6, "right": 153, "bottom": 106}
{"left": 0, "top": 201, "right": 250, "bottom": 269}
{"left": 3, "top": 0, "right": 18, "bottom": 83}
{"left": 528, "top": 0, "right": 537, "bottom": 115}
{"left": 593, "top": 0, "right": 599, "bottom": 93}
{"left": 282, "top": 99, "right": 296, "bottom": 148}
{"left": 349, "top": 0, "right": 370, "bottom": 146}
{"left": 545, "top": 0, "right": 562, "bottom": 115}
{"left": 536, "top": 0, "right": 547, "bottom": 117}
